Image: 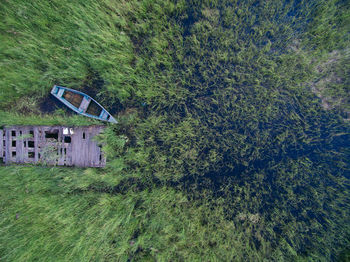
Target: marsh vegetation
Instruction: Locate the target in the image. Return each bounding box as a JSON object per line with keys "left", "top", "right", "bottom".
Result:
{"left": 0, "top": 0, "right": 349, "bottom": 261}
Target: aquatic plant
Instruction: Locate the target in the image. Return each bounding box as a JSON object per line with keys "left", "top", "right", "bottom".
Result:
{"left": 0, "top": 0, "right": 349, "bottom": 261}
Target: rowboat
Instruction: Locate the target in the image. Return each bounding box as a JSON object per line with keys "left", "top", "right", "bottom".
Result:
{"left": 51, "top": 85, "right": 117, "bottom": 124}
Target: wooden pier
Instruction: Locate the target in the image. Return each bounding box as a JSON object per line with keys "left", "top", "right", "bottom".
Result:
{"left": 0, "top": 126, "right": 106, "bottom": 167}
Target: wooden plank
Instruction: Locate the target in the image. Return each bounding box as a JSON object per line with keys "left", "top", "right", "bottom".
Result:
{"left": 15, "top": 129, "right": 21, "bottom": 163}
{"left": 70, "top": 128, "right": 77, "bottom": 166}
{"left": 21, "top": 128, "right": 27, "bottom": 163}
{"left": 25, "top": 127, "right": 34, "bottom": 163}
{"left": 20, "top": 128, "right": 25, "bottom": 163}
{"left": 91, "top": 129, "right": 99, "bottom": 167}
{"left": 73, "top": 128, "right": 80, "bottom": 166}
{"left": 34, "top": 127, "right": 39, "bottom": 162}
{"left": 81, "top": 128, "right": 87, "bottom": 167}
{"left": 15, "top": 129, "right": 19, "bottom": 163}
{"left": 85, "top": 128, "right": 93, "bottom": 167}
{"left": 0, "top": 129, "right": 3, "bottom": 160}
{"left": 2, "top": 125, "right": 106, "bottom": 167}
{"left": 78, "top": 128, "right": 87, "bottom": 167}
{"left": 5, "top": 128, "right": 12, "bottom": 164}
{"left": 86, "top": 127, "right": 95, "bottom": 167}
{"left": 89, "top": 131, "right": 98, "bottom": 167}
{"left": 4, "top": 128, "right": 7, "bottom": 163}
{"left": 26, "top": 127, "right": 33, "bottom": 163}
{"left": 57, "top": 127, "right": 65, "bottom": 166}
{"left": 80, "top": 128, "right": 86, "bottom": 167}
{"left": 66, "top": 140, "right": 73, "bottom": 166}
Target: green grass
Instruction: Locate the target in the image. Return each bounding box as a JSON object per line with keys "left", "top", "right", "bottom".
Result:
{"left": 0, "top": 110, "right": 99, "bottom": 127}
{"left": 0, "top": 0, "right": 178, "bottom": 108}
{"left": 0, "top": 166, "right": 265, "bottom": 261}
{"left": 1, "top": 164, "right": 348, "bottom": 261}
{"left": 0, "top": 0, "right": 350, "bottom": 261}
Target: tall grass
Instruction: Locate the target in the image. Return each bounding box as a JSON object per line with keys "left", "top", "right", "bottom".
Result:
{"left": 0, "top": 110, "right": 97, "bottom": 126}
{"left": 0, "top": 0, "right": 349, "bottom": 261}
{"left": 0, "top": 166, "right": 272, "bottom": 261}
{"left": 0, "top": 0, "right": 178, "bottom": 108}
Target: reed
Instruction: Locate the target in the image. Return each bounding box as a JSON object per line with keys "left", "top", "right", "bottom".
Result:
{"left": 0, "top": 0, "right": 349, "bottom": 261}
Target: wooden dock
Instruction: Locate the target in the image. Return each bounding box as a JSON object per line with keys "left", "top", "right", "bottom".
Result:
{"left": 0, "top": 126, "right": 106, "bottom": 167}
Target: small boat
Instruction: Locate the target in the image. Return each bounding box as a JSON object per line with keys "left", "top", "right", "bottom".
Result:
{"left": 51, "top": 85, "right": 117, "bottom": 124}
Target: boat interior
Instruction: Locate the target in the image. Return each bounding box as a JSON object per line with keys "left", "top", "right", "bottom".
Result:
{"left": 63, "top": 91, "right": 84, "bottom": 108}
{"left": 86, "top": 100, "right": 102, "bottom": 117}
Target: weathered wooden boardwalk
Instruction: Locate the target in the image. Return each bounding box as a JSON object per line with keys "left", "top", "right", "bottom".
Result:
{"left": 0, "top": 126, "right": 106, "bottom": 167}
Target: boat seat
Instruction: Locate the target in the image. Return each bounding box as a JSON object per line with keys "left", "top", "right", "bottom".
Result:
{"left": 99, "top": 110, "right": 109, "bottom": 120}
{"left": 79, "top": 97, "right": 91, "bottom": 112}
{"left": 57, "top": 88, "right": 65, "bottom": 97}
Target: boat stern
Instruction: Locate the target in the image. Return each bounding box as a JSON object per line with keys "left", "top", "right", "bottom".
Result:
{"left": 51, "top": 85, "right": 65, "bottom": 98}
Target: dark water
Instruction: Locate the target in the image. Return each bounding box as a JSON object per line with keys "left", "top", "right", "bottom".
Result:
{"left": 47, "top": 0, "right": 349, "bottom": 259}
{"left": 159, "top": 0, "right": 350, "bottom": 259}
{"left": 39, "top": 94, "right": 69, "bottom": 114}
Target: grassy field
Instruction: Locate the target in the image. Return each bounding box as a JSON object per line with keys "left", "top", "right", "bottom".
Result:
{"left": 0, "top": 166, "right": 270, "bottom": 261}
{"left": 1, "top": 0, "right": 350, "bottom": 261}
